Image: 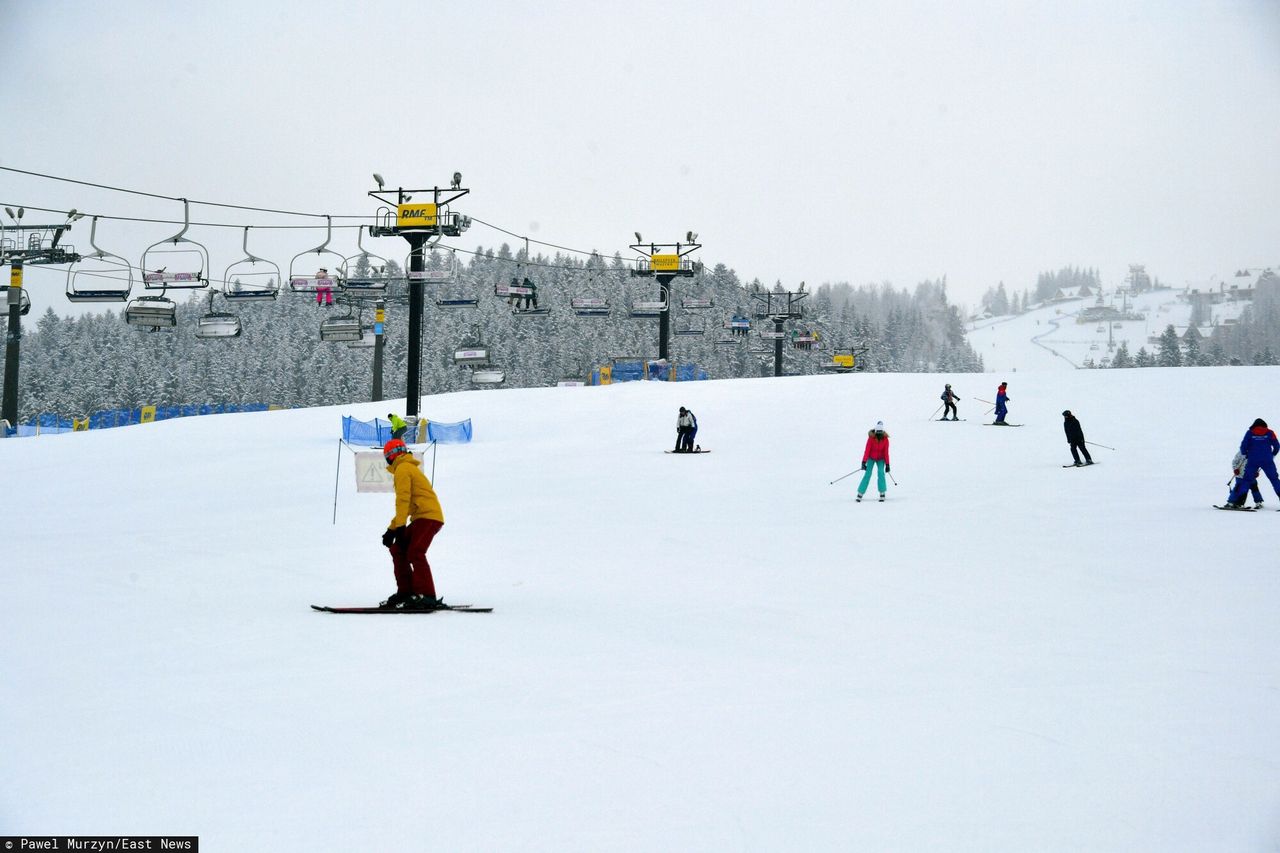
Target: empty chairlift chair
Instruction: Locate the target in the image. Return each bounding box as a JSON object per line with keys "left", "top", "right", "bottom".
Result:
{"left": 341, "top": 227, "right": 394, "bottom": 294}
{"left": 194, "top": 291, "right": 242, "bottom": 339}
{"left": 65, "top": 216, "right": 134, "bottom": 303}
{"left": 223, "top": 227, "right": 281, "bottom": 303}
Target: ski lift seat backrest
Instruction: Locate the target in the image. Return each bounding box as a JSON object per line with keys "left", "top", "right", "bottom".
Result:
{"left": 125, "top": 295, "right": 177, "bottom": 328}
{"left": 67, "top": 217, "right": 134, "bottom": 303}
{"left": 319, "top": 316, "right": 362, "bottom": 342}
{"left": 195, "top": 313, "right": 242, "bottom": 339}
{"left": 5, "top": 288, "right": 32, "bottom": 316}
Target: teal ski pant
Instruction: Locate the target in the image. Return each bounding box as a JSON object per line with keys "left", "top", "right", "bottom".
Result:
{"left": 858, "top": 459, "right": 886, "bottom": 496}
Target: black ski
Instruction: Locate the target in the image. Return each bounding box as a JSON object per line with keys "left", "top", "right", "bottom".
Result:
{"left": 1062, "top": 462, "right": 1099, "bottom": 468}
{"left": 665, "top": 449, "right": 711, "bottom": 454}
{"left": 984, "top": 423, "right": 1023, "bottom": 427}
{"left": 1212, "top": 504, "right": 1256, "bottom": 512}
{"left": 937, "top": 418, "right": 966, "bottom": 422}
{"left": 311, "top": 604, "right": 494, "bottom": 614}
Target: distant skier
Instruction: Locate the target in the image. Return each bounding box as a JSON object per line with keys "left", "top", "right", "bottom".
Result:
{"left": 1062, "top": 410, "right": 1093, "bottom": 466}
{"left": 856, "top": 421, "right": 890, "bottom": 502}
{"left": 994, "top": 381, "right": 1011, "bottom": 424}
{"left": 387, "top": 412, "right": 409, "bottom": 441}
{"left": 380, "top": 439, "right": 445, "bottom": 610}
{"left": 1228, "top": 451, "right": 1264, "bottom": 509}
{"left": 941, "top": 384, "right": 961, "bottom": 421}
{"left": 675, "top": 407, "right": 698, "bottom": 452}
{"left": 1227, "top": 418, "right": 1280, "bottom": 508}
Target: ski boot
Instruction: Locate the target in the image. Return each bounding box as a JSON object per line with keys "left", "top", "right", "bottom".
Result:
{"left": 878, "top": 493, "right": 886, "bottom": 502}
{"left": 855, "top": 494, "right": 863, "bottom": 503}
{"left": 405, "top": 594, "right": 444, "bottom": 611}
{"left": 379, "top": 591, "right": 411, "bottom": 610}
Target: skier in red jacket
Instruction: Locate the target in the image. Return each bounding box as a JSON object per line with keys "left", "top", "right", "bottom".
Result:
{"left": 856, "top": 421, "right": 891, "bottom": 502}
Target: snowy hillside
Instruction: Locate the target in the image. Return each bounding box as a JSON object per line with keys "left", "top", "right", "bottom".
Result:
{"left": 969, "top": 287, "right": 1245, "bottom": 372}
{"left": 3, "top": 368, "right": 1279, "bottom": 851}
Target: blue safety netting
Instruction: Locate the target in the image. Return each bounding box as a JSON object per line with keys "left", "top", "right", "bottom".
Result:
{"left": 675, "top": 364, "right": 709, "bottom": 381}
{"left": 342, "top": 416, "right": 394, "bottom": 446}
{"left": 427, "top": 419, "right": 472, "bottom": 444}
{"left": 3, "top": 403, "right": 274, "bottom": 437}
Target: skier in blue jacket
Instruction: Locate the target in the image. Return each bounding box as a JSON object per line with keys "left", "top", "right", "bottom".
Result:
{"left": 993, "top": 381, "right": 1010, "bottom": 424}
{"left": 1228, "top": 418, "right": 1280, "bottom": 507}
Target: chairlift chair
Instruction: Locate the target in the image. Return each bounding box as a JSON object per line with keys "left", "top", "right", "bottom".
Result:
{"left": 341, "top": 227, "right": 394, "bottom": 293}
{"left": 125, "top": 294, "right": 177, "bottom": 328}
{"left": 630, "top": 284, "right": 670, "bottom": 319}
{"left": 674, "top": 324, "right": 705, "bottom": 337}
{"left": 426, "top": 249, "right": 478, "bottom": 308}
{"left": 66, "top": 216, "right": 134, "bottom": 303}
{"left": 453, "top": 326, "right": 489, "bottom": 364}
{"left": 681, "top": 297, "right": 714, "bottom": 310}
{"left": 471, "top": 368, "right": 505, "bottom": 386}
{"left": 571, "top": 296, "right": 610, "bottom": 317}
{"left": 223, "top": 227, "right": 281, "bottom": 303}
{"left": 348, "top": 327, "right": 377, "bottom": 349}
{"left": 319, "top": 304, "right": 363, "bottom": 342}
{"left": 141, "top": 199, "right": 209, "bottom": 290}
{"left": 194, "top": 291, "right": 242, "bottom": 339}
{"left": 289, "top": 216, "right": 346, "bottom": 294}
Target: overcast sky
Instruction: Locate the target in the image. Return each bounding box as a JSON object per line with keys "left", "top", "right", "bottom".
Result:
{"left": 5, "top": 0, "right": 1278, "bottom": 311}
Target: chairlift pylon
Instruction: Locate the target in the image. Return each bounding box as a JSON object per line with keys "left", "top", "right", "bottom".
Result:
{"left": 141, "top": 199, "right": 209, "bottom": 289}
{"left": 223, "top": 227, "right": 281, "bottom": 303}
{"left": 66, "top": 216, "right": 134, "bottom": 303}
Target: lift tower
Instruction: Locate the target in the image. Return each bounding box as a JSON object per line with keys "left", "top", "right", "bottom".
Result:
{"left": 629, "top": 234, "right": 701, "bottom": 362}
{"left": 368, "top": 177, "right": 471, "bottom": 417}
{"left": 1, "top": 210, "right": 82, "bottom": 429}
{"left": 751, "top": 285, "right": 808, "bottom": 378}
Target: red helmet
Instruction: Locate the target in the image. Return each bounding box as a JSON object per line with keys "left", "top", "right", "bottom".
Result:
{"left": 383, "top": 438, "right": 408, "bottom": 463}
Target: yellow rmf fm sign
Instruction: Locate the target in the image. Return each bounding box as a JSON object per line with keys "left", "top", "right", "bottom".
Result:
{"left": 833, "top": 354, "right": 856, "bottom": 369}
{"left": 649, "top": 253, "right": 680, "bottom": 272}
{"left": 397, "top": 203, "right": 438, "bottom": 228}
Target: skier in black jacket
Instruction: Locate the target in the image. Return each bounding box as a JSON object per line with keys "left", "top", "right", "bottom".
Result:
{"left": 1063, "top": 410, "right": 1093, "bottom": 466}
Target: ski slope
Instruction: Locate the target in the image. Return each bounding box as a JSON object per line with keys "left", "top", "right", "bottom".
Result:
{"left": 968, "top": 288, "right": 1244, "bottom": 373}
{"left": 2, "top": 367, "right": 1279, "bottom": 851}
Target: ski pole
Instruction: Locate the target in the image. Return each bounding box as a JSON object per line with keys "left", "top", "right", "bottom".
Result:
{"left": 975, "top": 398, "right": 995, "bottom": 405}
{"left": 888, "top": 471, "right": 898, "bottom": 486}
{"left": 928, "top": 403, "right": 943, "bottom": 421}
{"left": 1085, "top": 440, "right": 1115, "bottom": 451}
{"left": 829, "top": 469, "right": 860, "bottom": 485}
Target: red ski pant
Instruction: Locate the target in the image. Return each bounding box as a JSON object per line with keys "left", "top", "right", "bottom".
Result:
{"left": 388, "top": 518, "right": 442, "bottom": 597}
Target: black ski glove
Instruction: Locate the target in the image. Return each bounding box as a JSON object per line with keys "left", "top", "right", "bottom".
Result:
{"left": 860, "top": 463, "right": 866, "bottom": 471}
{"left": 381, "top": 528, "right": 399, "bottom": 548}
{"left": 886, "top": 465, "right": 891, "bottom": 473}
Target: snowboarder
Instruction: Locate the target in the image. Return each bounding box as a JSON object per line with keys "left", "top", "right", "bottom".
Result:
{"left": 1227, "top": 418, "right": 1280, "bottom": 507}
{"left": 856, "top": 421, "right": 890, "bottom": 502}
{"left": 387, "top": 412, "right": 409, "bottom": 441}
{"left": 941, "top": 384, "right": 961, "bottom": 420}
{"left": 380, "top": 439, "right": 445, "bottom": 610}
{"left": 994, "top": 381, "right": 1011, "bottom": 424}
{"left": 1062, "top": 410, "right": 1093, "bottom": 466}
{"left": 1229, "top": 451, "right": 1264, "bottom": 509}
{"left": 675, "top": 407, "right": 698, "bottom": 452}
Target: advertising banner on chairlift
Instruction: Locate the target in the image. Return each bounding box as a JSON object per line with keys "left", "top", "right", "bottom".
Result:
{"left": 353, "top": 451, "right": 422, "bottom": 493}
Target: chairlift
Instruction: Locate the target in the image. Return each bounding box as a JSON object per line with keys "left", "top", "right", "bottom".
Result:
{"left": 66, "top": 216, "right": 134, "bottom": 303}
{"left": 571, "top": 266, "right": 611, "bottom": 316}
{"left": 3, "top": 287, "right": 32, "bottom": 316}
{"left": 319, "top": 304, "right": 363, "bottom": 342}
{"left": 124, "top": 294, "right": 177, "bottom": 328}
{"left": 453, "top": 326, "right": 490, "bottom": 365}
{"left": 194, "top": 290, "right": 242, "bottom": 339}
{"left": 674, "top": 324, "right": 705, "bottom": 337}
{"left": 630, "top": 285, "right": 669, "bottom": 319}
{"left": 289, "top": 215, "right": 346, "bottom": 294}
{"left": 427, "top": 249, "right": 478, "bottom": 308}
{"left": 495, "top": 277, "right": 548, "bottom": 316}
{"left": 471, "top": 368, "right": 505, "bottom": 386}
{"left": 223, "top": 227, "right": 281, "bottom": 303}
{"left": 681, "top": 297, "right": 714, "bottom": 310}
{"left": 341, "top": 227, "right": 394, "bottom": 293}
{"left": 141, "top": 199, "right": 208, "bottom": 289}
{"left": 714, "top": 336, "right": 739, "bottom": 346}
{"left": 348, "top": 327, "right": 377, "bottom": 349}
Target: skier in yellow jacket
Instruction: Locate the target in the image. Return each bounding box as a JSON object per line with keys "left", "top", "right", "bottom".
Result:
{"left": 380, "top": 438, "right": 445, "bottom": 610}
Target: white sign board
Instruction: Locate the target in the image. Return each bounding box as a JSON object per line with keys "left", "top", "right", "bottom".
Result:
{"left": 353, "top": 451, "right": 422, "bottom": 493}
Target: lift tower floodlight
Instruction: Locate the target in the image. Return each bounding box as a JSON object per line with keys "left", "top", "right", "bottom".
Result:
{"left": 751, "top": 285, "right": 808, "bottom": 378}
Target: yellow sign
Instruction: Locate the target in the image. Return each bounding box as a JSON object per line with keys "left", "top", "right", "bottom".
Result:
{"left": 650, "top": 254, "right": 680, "bottom": 272}
{"left": 833, "top": 354, "right": 855, "bottom": 369}
{"left": 140, "top": 405, "right": 157, "bottom": 423}
{"left": 73, "top": 417, "right": 90, "bottom": 431}
{"left": 9, "top": 266, "right": 22, "bottom": 287}
{"left": 397, "top": 203, "right": 438, "bottom": 228}
{"left": 599, "top": 365, "right": 612, "bottom": 385}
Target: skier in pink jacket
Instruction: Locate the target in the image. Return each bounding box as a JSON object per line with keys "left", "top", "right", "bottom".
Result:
{"left": 856, "top": 421, "right": 891, "bottom": 502}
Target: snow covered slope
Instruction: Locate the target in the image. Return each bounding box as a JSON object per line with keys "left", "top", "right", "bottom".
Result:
{"left": 968, "top": 288, "right": 1239, "bottom": 372}
{"left": 2, "top": 368, "right": 1278, "bottom": 851}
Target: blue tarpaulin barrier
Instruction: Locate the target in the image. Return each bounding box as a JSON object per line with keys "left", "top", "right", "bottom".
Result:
{"left": 342, "top": 416, "right": 394, "bottom": 446}
{"left": 427, "top": 419, "right": 473, "bottom": 444}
